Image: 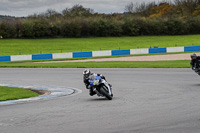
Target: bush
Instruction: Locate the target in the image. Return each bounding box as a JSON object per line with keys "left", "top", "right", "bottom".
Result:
{"left": 21, "top": 20, "right": 35, "bottom": 37}
{"left": 96, "top": 19, "right": 110, "bottom": 36}
{"left": 107, "top": 19, "right": 123, "bottom": 36}
{"left": 48, "top": 23, "right": 61, "bottom": 37}
{"left": 33, "top": 20, "right": 48, "bottom": 37}
{"left": 61, "top": 20, "right": 81, "bottom": 37}
{"left": 186, "top": 17, "right": 200, "bottom": 34}
{"left": 0, "top": 21, "right": 17, "bottom": 38}
{"left": 163, "top": 18, "right": 186, "bottom": 35}
{"left": 1, "top": 15, "right": 200, "bottom": 38}
{"left": 122, "top": 18, "right": 140, "bottom": 36}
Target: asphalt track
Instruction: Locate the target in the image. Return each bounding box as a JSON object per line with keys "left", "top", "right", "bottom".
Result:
{"left": 0, "top": 68, "right": 200, "bottom": 133}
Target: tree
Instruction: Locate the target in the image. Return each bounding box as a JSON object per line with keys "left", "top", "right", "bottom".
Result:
{"left": 62, "top": 4, "right": 94, "bottom": 17}
{"left": 150, "top": 3, "right": 175, "bottom": 18}
{"left": 174, "top": 0, "right": 200, "bottom": 16}
{"left": 45, "top": 9, "right": 61, "bottom": 18}
{"left": 124, "top": 2, "right": 134, "bottom": 13}
{"left": 124, "top": 2, "right": 156, "bottom": 17}
{"left": 193, "top": 4, "right": 200, "bottom": 16}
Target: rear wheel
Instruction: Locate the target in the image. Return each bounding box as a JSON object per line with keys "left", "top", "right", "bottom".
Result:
{"left": 100, "top": 86, "right": 112, "bottom": 100}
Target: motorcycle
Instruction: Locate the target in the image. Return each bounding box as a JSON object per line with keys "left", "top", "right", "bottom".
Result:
{"left": 89, "top": 75, "right": 113, "bottom": 100}
{"left": 192, "top": 63, "right": 200, "bottom": 75}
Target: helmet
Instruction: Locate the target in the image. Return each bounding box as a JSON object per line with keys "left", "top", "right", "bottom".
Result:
{"left": 191, "top": 53, "right": 197, "bottom": 59}
{"left": 83, "top": 69, "right": 91, "bottom": 78}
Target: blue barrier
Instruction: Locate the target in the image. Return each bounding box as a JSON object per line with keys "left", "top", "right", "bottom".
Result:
{"left": 0, "top": 56, "right": 10, "bottom": 62}
{"left": 112, "top": 49, "right": 130, "bottom": 56}
{"left": 184, "top": 46, "right": 200, "bottom": 52}
{"left": 73, "top": 51, "right": 92, "bottom": 58}
{"left": 0, "top": 46, "right": 200, "bottom": 62}
{"left": 32, "top": 54, "right": 52, "bottom": 60}
{"left": 149, "top": 48, "right": 167, "bottom": 54}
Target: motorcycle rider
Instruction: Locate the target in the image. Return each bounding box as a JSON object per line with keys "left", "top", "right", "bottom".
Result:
{"left": 190, "top": 53, "right": 200, "bottom": 75}
{"left": 83, "top": 69, "right": 112, "bottom": 96}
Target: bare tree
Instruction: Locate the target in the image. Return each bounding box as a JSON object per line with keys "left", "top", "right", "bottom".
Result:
{"left": 124, "top": 2, "right": 134, "bottom": 13}
{"left": 124, "top": 2, "right": 156, "bottom": 17}
{"left": 45, "top": 9, "right": 60, "bottom": 18}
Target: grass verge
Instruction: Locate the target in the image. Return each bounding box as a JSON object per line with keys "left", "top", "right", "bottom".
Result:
{"left": 0, "top": 35, "right": 200, "bottom": 56}
{"left": 0, "top": 60, "right": 191, "bottom": 68}
{"left": 0, "top": 86, "right": 39, "bottom": 101}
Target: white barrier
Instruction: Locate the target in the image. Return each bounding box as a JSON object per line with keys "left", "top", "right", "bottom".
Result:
{"left": 130, "top": 48, "right": 149, "bottom": 55}
{"left": 52, "top": 53, "right": 73, "bottom": 59}
{"left": 11, "top": 55, "right": 32, "bottom": 61}
{"left": 1, "top": 46, "right": 199, "bottom": 62}
{"left": 92, "top": 50, "right": 111, "bottom": 57}
{"left": 167, "top": 47, "right": 184, "bottom": 53}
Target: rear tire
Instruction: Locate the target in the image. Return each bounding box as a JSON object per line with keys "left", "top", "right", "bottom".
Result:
{"left": 100, "top": 86, "right": 112, "bottom": 100}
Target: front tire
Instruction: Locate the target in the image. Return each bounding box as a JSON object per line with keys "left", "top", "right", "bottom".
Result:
{"left": 100, "top": 86, "right": 112, "bottom": 100}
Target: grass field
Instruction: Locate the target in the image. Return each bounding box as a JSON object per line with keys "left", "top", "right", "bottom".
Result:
{"left": 0, "top": 60, "right": 191, "bottom": 68}
{"left": 0, "top": 86, "right": 39, "bottom": 101}
{"left": 0, "top": 35, "right": 200, "bottom": 56}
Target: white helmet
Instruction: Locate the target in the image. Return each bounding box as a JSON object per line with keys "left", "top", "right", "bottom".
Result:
{"left": 83, "top": 69, "right": 91, "bottom": 78}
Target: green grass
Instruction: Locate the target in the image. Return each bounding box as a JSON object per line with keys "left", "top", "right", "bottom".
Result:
{"left": 0, "top": 35, "right": 200, "bottom": 56}
{"left": 0, "top": 86, "right": 39, "bottom": 101}
{"left": 0, "top": 60, "right": 191, "bottom": 68}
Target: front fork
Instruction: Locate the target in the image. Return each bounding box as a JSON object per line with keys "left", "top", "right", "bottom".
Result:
{"left": 104, "top": 84, "right": 112, "bottom": 96}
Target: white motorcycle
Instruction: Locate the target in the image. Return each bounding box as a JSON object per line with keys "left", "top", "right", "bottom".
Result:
{"left": 89, "top": 75, "right": 113, "bottom": 100}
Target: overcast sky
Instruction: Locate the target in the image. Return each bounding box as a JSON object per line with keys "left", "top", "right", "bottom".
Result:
{"left": 0, "top": 0, "right": 162, "bottom": 17}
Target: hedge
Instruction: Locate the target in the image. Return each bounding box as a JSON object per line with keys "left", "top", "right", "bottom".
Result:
{"left": 0, "top": 17, "right": 200, "bottom": 38}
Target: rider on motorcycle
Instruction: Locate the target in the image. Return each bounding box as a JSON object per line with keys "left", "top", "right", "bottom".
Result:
{"left": 83, "top": 69, "right": 112, "bottom": 96}
{"left": 190, "top": 53, "right": 200, "bottom": 71}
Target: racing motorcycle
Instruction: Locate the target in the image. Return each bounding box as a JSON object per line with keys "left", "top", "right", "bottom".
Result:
{"left": 89, "top": 75, "right": 113, "bottom": 100}
{"left": 192, "top": 63, "right": 200, "bottom": 75}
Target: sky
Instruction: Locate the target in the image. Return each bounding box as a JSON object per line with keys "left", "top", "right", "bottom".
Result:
{"left": 0, "top": 0, "right": 162, "bottom": 17}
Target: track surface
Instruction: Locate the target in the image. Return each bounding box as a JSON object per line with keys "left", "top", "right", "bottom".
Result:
{"left": 0, "top": 68, "right": 200, "bottom": 133}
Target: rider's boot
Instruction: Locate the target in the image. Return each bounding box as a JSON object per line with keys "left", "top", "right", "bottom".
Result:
{"left": 89, "top": 87, "right": 96, "bottom": 96}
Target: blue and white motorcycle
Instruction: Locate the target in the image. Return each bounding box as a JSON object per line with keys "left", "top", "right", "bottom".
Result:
{"left": 89, "top": 75, "right": 113, "bottom": 100}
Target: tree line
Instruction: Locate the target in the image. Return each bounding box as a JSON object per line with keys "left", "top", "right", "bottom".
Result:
{"left": 0, "top": 0, "right": 200, "bottom": 38}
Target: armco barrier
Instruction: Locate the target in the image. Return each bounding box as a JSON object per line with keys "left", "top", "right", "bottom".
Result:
{"left": 112, "top": 49, "right": 130, "bottom": 56}
{"left": 0, "top": 56, "right": 10, "bottom": 62}
{"left": 11, "top": 55, "right": 32, "bottom": 61}
{"left": 73, "top": 51, "right": 92, "bottom": 58}
{"left": 166, "top": 47, "right": 184, "bottom": 53}
{"left": 32, "top": 54, "right": 52, "bottom": 60}
{"left": 92, "top": 50, "right": 111, "bottom": 57}
{"left": 184, "top": 46, "right": 200, "bottom": 52}
{"left": 0, "top": 46, "right": 199, "bottom": 62}
{"left": 52, "top": 52, "right": 72, "bottom": 59}
{"left": 130, "top": 48, "right": 149, "bottom": 55}
{"left": 149, "top": 48, "right": 167, "bottom": 54}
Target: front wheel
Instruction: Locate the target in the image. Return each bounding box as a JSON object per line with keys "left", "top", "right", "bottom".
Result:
{"left": 100, "top": 86, "right": 112, "bottom": 100}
